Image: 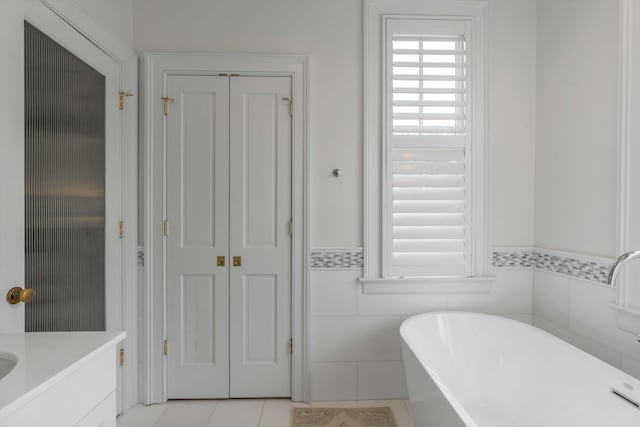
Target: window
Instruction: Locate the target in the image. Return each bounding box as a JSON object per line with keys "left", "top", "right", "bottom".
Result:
{"left": 364, "top": 4, "right": 487, "bottom": 282}
{"left": 384, "top": 19, "right": 471, "bottom": 278}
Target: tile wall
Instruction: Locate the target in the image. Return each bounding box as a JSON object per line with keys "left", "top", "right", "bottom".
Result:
{"left": 533, "top": 269, "right": 640, "bottom": 380}
{"left": 309, "top": 248, "right": 534, "bottom": 400}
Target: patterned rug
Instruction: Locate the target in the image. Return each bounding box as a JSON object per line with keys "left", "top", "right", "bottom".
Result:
{"left": 292, "top": 407, "right": 398, "bottom": 427}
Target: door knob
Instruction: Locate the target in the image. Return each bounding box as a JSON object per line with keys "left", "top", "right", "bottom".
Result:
{"left": 233, "top": 256, "right": 241, "bottom": 267}
{"left": 6, "top": 287, "right": 35, "bottom": 304}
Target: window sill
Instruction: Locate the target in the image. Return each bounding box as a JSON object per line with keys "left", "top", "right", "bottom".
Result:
{"left": 610, "top": 304, "right": 640, "bottom": 336}
{"left": 358, "top": 276, "right": 495, "bottom": 295}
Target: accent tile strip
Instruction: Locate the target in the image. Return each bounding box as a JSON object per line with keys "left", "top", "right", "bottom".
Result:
{"left": 492, "top": 250, "right": 535, "bottom": 268}
{"left": 310, "top": 248, "right": 613, "bottom": 285}
{"left": 533, "top": 251, "right": 611, "bottom": 285}
{"left": 311, "top": 249, "right": 364, "bottom": 269}
{"left": 492, "top": 249, "right": 612, "bottom": 285}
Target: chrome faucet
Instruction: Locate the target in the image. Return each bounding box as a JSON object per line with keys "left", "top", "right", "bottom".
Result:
{"left": 607, "top": 250, "right": 640, "bottom": 286}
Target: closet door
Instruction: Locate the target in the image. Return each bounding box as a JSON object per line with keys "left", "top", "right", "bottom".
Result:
{"left": 229, "top": 76, "right": 292, "bottom": 397}
{"left": 166, "top": 75, "right": 230, "bottom": 398}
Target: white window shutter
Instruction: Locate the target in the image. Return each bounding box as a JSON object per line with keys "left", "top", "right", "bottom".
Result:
{"left": 385, "top": 19, "right": 472, "bottom": 278}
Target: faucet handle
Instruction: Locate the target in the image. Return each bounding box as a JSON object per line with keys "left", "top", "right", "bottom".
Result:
{"left": 6, "top": 287, "right": 35, "bottom": 304}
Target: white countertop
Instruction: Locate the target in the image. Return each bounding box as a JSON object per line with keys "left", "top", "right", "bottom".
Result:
{"left": 0, "top": 331, "right": 125, "bottom": 418}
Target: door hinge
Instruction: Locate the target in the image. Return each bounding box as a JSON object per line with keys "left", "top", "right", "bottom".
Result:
{"left": 288, "top": 338, "right": 293, "bottom": 354}
{"left": 119, "top": 348, "right": 125, "bottom": 366}
{"left": 118, "top": 91, "right": 134, "bottom": 110}
{"left": 288, "top": 220, "right": 294, "bottom": 236}
{"left": 282, "top": 97, "right": 293, "bottom": 117}
{"left": 164, "top": 339, "right": 168, "bottom": 356}
{"left": 161, "top": 97, "right": 175, "bottom": 116}
{"left": 163, "top": 220, "right": 169, "bottom": 237}
{"left": 118, "top": 221, "right": 124, "bottom": 239}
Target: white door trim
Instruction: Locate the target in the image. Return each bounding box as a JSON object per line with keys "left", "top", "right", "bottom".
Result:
{"left": 23, "top": 0, "right": 139, "bottom": 413}
{"left": 617, "top": 0, "right": 633, "bottom": 305}
{"left": 142, "top": 53, "right": 310, "bottom": 403}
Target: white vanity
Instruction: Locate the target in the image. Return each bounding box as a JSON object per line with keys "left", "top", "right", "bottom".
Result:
{"left": 0, "top": 332, "right": 125, "bottom": 427}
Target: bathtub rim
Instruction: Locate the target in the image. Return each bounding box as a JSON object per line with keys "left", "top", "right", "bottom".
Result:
{"left": 401, "top": 311, "right": 485, "bottom": 427}
{"left": 399, "top": 311, "right": 640, "bottom": 427}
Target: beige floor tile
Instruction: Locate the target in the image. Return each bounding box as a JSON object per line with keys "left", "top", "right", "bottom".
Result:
{"left": 155, "top": 400, "right": 218, "bottom": 427}
{"left": 207, "top": 399, "right": 264, "bottom": 427}
{"left": 258, "top": 399, "right": 296, "bottom": 427}
{"left": 118, "top": 398, "right": 414, "bottom": 427}
{"left": 117, "top": 404, "right": 167, "bottom": 427}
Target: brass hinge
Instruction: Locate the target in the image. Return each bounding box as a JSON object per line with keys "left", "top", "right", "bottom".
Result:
{"left": 288, "top": 338, "right": 293, "bottom": 354}
{"left": 161, "top": 97, "right": 175, "bottom": 116}
{"left": 282, "top": 97, "right": 293, "bottom": 117}
{"left": 164, "top": 339, "right": 168, "bottom": 356}
{"left": 119, "top": 91, "right": 134, "bottom": 110}
{"left": 118, "top": 221, "right": 124, "bottom": 239}
{"left": 119, "top": 348, "right": 125, "bottom": 366}
{"left": 289, "top": 220, "right": 294, "bottom": 236}
{"left": 163, "top": 220, "right": 169, "bottom": 237}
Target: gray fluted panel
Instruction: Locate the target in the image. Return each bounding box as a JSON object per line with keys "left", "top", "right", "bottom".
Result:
{"left": 25, "top": 22, "right": 106, "bottom": 332}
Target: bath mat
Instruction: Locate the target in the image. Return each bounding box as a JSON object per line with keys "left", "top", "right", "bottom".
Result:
{"left": 292, "top": 407, "right": 398, "bottom": 427}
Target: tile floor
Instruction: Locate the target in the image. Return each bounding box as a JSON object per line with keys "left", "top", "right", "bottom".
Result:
{"left": 117, "top": 399, "right": 414, "bottom": 427}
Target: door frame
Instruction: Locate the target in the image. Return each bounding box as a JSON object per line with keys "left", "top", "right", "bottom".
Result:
{"left": 142, "top": 53, "right": 310, "bottom": 403}
{"left": 23, "top": 0, "right": 139, "bottom": 413}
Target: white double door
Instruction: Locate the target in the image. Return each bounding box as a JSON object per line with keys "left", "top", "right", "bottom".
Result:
{"left": 166, "top": 75, "right": 292, "bottom": 399}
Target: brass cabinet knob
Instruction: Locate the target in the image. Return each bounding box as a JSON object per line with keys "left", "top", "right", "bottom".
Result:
{"left": 6, "top": 287, "right": 35, "bottom": 304}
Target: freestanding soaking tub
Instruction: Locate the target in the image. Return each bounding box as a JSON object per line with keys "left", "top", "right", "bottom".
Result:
{"left": 400, "top": 312, "right": 640, "bottom": 427}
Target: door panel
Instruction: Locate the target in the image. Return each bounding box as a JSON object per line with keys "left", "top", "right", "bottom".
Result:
{"left": 242, "top": 274, "right": 278, "bottom": 363}
{"left": 181, "top": 275, "right": 216, "bottom": 364}
{"left": 166, "top": 75, "right": 230, "bottom": 399}
{"left": 229, "top": 76, "right": 292, "bottom": 398}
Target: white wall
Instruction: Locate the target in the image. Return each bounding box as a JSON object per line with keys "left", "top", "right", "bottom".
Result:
{"left": 133, "top": 0, "right": 537, "bottom": 249}
{"left": 533, "top": 270, "right": 640, "bottom": 380}
{"left": 532, "top": 0, "right": 640, "bottom": 381}
{"left": 535, "top": 0, "right": 619, "bottom": 257}
{"left": 69, "top": 0, "right": 134, "bottom": 47}
{"left": 489, "top": 0, "right": 537, "bottom": 247}
{"left": 133, "top": 0, "right": 538, "bottom": 400}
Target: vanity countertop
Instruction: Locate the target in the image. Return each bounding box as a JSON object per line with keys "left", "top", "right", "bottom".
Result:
{"left": 0, "top": 331, "right": 125, "bottom": 419}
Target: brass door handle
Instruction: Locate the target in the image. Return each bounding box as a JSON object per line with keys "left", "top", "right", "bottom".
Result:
{"left": 6, "top": 287, "right": 35, "bottom": 304}
{"left": 217, "top": 256, "right": 225, "bottom": 267}
{"left": 233, "top": 256, "right": 241, "bottom": 267}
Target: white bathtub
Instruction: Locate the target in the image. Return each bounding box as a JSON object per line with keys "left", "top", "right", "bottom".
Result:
{"left": 400, "top": 312, "right": 640, "bottom": 427}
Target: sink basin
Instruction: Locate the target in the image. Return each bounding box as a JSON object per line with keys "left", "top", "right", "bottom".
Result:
{"left": 0, "top": 352, "right": 17, "bottom": 380}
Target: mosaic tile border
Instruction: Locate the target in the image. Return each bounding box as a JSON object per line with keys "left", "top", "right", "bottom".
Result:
{"left": 311, "top": 247, "right": 613, "bottom": 285}
{"left": 533, "top": 250, "right": 611, "bottom": 285}
{"left": 310, "top": 248, "right": 364, "bottom": 269}
{"left": 491, "top": 250, "right": 535, "bottom": 268}
{"left": 492, "top": 249, "right": 613, "bottom": 285}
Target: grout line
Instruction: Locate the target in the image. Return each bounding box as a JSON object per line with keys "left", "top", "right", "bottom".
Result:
{"left": 256, "top": 400, "right": 266, "bottom": 427}
{"left": 203, "top": 400, "right": 218, "bottom": 426}
{"left": 156, "top": 403, "right": 169, "bottom": 425}
{"left": 355, "top": 362, "right": 360, "bottom": 400}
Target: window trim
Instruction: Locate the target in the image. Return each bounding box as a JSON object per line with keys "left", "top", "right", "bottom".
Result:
{"left": 364, "top": 1, "right": 489, "bottom": 283}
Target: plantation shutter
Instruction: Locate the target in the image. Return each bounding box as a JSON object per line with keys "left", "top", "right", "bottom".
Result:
{"left": 385, "top": 19, "right": 471, "bottom": 278}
